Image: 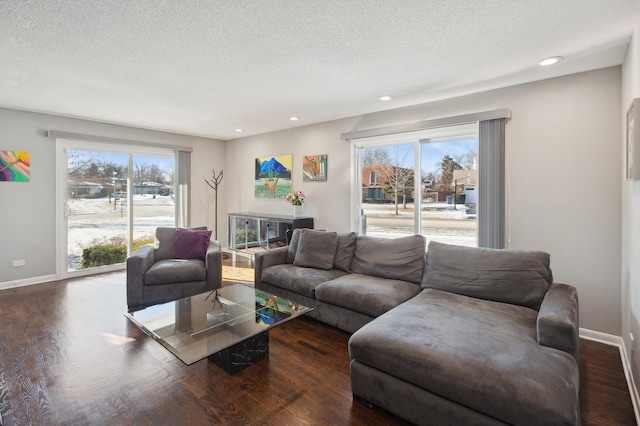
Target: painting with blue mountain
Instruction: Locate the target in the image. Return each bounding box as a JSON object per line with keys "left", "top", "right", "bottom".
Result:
{"left": 254, "top": 154, "right": 292, "bottom": 198}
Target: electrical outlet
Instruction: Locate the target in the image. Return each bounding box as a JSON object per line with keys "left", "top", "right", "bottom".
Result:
{"left": 630, "top": 332, "right": 635, "bottom": 354}
{"left": 12, "top": 259, "right": 25, "bottom": 267}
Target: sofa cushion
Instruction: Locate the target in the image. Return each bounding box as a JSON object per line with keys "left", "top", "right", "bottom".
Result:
{"left": 155, "top": 226, "right": 207, "bottom": 261}
{"left": 333, "top": 232, "right": 357, "bottom": 272}
{"left": 286, "top": 228, "right": 302, "bottom": 264}
{"left": 293, "top": 229, "right": 338, "bottom": 270}
{"left": 422, "top": 241, "right": 552, "bottom": 310}
{"left": 348, "top": 289, "right": 579, "bottom": 426}
{"left": 261, "top": 264, "right": 347, "bottom": 298}
{"left": 315, "top": 274, "right": 421, "bottom": 317}
{"left": 173, "top": 228, "right": 212, "bottom": 261}
{"left": 351, "top": 235, "right": 426, "bottom": 284}
{"left": 144, "top": 259, "right": 206, "bottom": 285}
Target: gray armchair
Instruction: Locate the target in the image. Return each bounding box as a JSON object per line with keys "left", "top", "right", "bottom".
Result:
{"left": 127, "top": 227, "right": 222, "bottom": 312}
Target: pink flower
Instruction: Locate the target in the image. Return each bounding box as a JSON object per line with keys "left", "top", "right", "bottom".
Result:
{"left": 286, "top": 191, "right": 306, "bottom": 205}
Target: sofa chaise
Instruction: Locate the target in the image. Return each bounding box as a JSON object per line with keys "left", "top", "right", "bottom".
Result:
{"left": 349, "top": 241, "right": 579, "bottom": 425}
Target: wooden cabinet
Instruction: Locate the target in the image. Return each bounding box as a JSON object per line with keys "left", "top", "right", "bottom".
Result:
{"left": 228, "top": 212, "right": 313, "bottom": 256}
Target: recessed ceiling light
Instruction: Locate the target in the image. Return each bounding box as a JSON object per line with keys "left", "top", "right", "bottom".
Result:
{"left": 289, "top": 116, "right": 299, "bottom": 121}
{"left": 235, "top": 128, "right": 244, "bottom": 132}
{"left": 539, "top": 56, "right": 563, "bottom": 66}
{"left": 379, "top": 95, "right": 393, "bottom": 101}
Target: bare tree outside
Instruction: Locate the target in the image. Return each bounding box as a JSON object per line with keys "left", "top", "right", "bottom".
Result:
{"left": 67, "top": 151, "right": 128, "bottom": 206}
{"left": 134, "top": 163, "right": 151, "bottom": 195}
{"left": 384, "top": 166, "right": 414, "bottom": 211}
{"left": 362, "top": 147, "right": 392, "bottom": 165}
{"left": 454, "top": 150, "right": 475, "bottom": 170}
{"left": 361, "top": 145, "right": 415, "bottom": 214}
{"left": 378, "top": 145, "right": 414, "bottom": 214}
{"left": 146, "top": 164, "right": 167, "bottom": 185}
{"left": 164, "top": 164, "right": 175, "bottom": 188}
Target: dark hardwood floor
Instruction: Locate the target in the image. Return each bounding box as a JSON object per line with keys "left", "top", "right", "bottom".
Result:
{"left": 0, "top": 258, "right": 635, "bottom": 425}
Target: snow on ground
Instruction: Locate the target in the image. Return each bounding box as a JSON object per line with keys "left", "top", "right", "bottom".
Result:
{"left": 362, "top": 201, "right": 471, "bottom": 219}
{"left": 362, "top": 201, "right": 477, "bottom": 247}
{"left": 66, "top": 195, "right": 175, "bottom": 268}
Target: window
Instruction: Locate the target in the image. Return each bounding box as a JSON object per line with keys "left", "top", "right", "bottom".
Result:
{"left": 351, "top": 117, "right": 506, "bottom": 248}
{"left": 355, "top": 125, "right": 478, "bottom": 245}
{"left": 56, "top": 138, "right": 181, "bottom": 277}
{"left": 368, "top": 170, "right": 380, "bottom": 185}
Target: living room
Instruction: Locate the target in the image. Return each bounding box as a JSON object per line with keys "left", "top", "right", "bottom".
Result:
{"left": 1, "top": 1, "right": 640, "bottom": 424}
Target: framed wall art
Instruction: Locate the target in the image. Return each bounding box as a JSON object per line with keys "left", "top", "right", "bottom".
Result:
{"left": 255, "top": 154, "right": 292, "bottom": 198}
{"left": 302, "top": 154, "right": 328, "bottom": 182}
{"left": 0, "top": 150, "right": 30, "bottom": 182}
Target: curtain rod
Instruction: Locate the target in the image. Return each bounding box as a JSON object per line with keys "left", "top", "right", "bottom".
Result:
{"left": 341, "top": 109, "right": 511, "bottom": 141}
{"left": 47, "top": 130, "right": 193, "bottom": 153}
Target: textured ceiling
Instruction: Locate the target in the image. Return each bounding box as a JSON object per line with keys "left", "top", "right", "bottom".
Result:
{"left": 1, "top": 1, "right": 639, "bottom": 141}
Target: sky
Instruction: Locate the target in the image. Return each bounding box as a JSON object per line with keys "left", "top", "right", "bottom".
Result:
{"left": 365, "top": 137, "right": 477, "bottom": 175}
{"left": 421, "top": 137, "right": 477, "bottom": 175}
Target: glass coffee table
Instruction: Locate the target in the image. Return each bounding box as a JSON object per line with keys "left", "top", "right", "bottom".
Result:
{"left": 125, "top": 284, "right": 312, "bottom": 374}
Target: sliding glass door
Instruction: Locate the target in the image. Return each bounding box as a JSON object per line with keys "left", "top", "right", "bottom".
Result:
{"left": 354, "top": 124, "right": 478, "bottom": 247}
{"left": 59, "top": 141, "right": 176, "bottom": 275}
{"left": 131, "top": 154, "right": 175, "bottom": 253}
{"left": 360, "top": 143, "right": 416, "bottom": 238}
{"left": 419, "top": 135, "right": 478, "bottom": 247}
{"left": 66, "top": 149, "right": 130, "bottom": 271}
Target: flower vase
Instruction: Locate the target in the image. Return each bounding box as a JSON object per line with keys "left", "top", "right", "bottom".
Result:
{"left": 293, "top": 204, "right": 302, "bottom": 218}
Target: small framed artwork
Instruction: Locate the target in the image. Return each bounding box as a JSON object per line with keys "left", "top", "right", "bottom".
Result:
{"left": 302, "top": 154, "right": 328, "bottom": 182}
{"left": 627, "top": 99, "right": 640, "bottom": 180}
{"left": 0, "top": 150, "right": 30, "bottom": 182}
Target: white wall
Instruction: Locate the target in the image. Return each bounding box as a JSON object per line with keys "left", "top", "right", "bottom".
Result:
{"left": 0, "top": 107, "right": 225, "bottom": 285}
{"left": 225, "top": 118, "right": 356, "bottom": 233}
{"left": 622, "top": 20, "right": 640, "bottom": 389}
{"left": 0, "top": 66, "right": 623, "bottom": 337}
{"left": 227, "top": 67, "right": 622, "bottom": 335}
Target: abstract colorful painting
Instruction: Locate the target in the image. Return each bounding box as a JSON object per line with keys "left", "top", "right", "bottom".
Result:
{"left": 302, "top": 154, "right": 327, "bottom": 182}
{"left": 254, "top": 154, "right": 292, "bottom": 198}
{"left": 0, "top": 151, "right": 30, "bottom": 182}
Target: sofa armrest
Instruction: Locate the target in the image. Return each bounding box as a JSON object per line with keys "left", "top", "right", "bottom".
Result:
{"left": 254, "top": 246, "right": 288, "bottom": 288}
{"left": 126, "top": 244, "right": 155, "bottom": 310}
{"left": 537, "top": 283, "right": 579, "bottom": 361}
{"left": 205, "top": 240, "right": 223, "bottom": 290}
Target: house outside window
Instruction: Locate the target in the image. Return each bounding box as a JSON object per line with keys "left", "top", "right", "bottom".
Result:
{"left": 353, "top": 124, "right": 479, "bottom": 246}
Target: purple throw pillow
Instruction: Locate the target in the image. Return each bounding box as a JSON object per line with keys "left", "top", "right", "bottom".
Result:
{"left": 172, "top": 228, "right": 212, "bottom": 261}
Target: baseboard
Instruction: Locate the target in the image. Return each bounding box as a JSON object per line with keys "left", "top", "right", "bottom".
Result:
{"left": 580, "top": 328, "right": 640, "bottom": 423}
{"left": 0, "top": 274, "right": 57, "bottom": 291}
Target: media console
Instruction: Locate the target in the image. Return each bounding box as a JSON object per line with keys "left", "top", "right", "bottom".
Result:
{"left": 227, "top": 212, "right": 314, "bottom": 260}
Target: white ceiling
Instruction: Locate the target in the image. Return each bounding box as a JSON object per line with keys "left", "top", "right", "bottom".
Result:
{"left": 1, "top": 1, "right": 640, "bottom": 141}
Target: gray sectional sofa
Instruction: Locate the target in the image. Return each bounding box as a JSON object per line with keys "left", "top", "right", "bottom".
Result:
{"left": 254, "top": 229, "right": 580, "bottom": 426}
